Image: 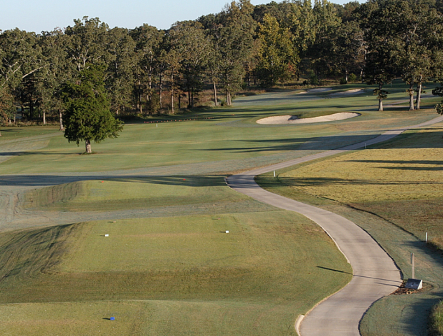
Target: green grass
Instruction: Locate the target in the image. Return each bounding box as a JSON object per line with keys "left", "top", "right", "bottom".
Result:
{"left": 430, "top": 300, "right": 443, "bottom": 336}
{"left": 256, "top": 123, "right": 443, "bottom": 335}
{"left": 0, "top": 212, "right": 351, "bottom": 335}
{"left": 0, "top": 125, "right": 59, "bottom": 142}
{"left": 0, "top": 83, "right": 439, "bottom": 174}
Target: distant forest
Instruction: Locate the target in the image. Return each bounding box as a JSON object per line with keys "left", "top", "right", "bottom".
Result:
{"left": 1, "top": 0, "right": 443, "bottom": 124}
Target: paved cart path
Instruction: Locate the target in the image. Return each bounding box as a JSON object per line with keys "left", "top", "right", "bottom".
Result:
{"left": 226, "top": 115, "right": 443, "bottom": 336}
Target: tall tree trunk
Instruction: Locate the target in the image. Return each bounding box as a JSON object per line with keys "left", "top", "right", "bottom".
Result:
{"left": 378, "top": 84, "right": 383, "bottom": 111}
{"left": 146, "top": 92, "right": 152, "bottom": 116}
{"left": 213, "top": 80, "right": 218, "bottom": 107}
{"left": 226, "top": 90, "right": 232, "bottom": 106}
{"left": 159, "top": 74, "right": 163, "bottom": 109}
{"left": 59, "top": 111, "right": 64, "bottom": 131}
{"left": 416, "top": 81, "right": 422, "bottom": 110}
{"left": 148, "top": 65, "right": 152, "bottom": 102}
{"left": 137, "top": 81, "right": 143, "bottom": 114}
{"left": 170, "top": 73, "right": 175, "bottom": 114}
{"left": 408, "top": 84, "right": 415, "bottom": 110}
{"left": 85, "top": 139, "right": 92, "bottom": 154}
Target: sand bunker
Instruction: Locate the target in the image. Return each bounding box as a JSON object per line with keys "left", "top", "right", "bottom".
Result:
{"left": 309, "top": 87, "right": 332, "bottom": 92}
{"left": 257, "top": 112, "right": 360, "bottom": 125}
{"left": 297, "top": 88, "right": 364, "bottom": 96}
{"left": 329, "top": 89, "right": 364, "bottom": 97}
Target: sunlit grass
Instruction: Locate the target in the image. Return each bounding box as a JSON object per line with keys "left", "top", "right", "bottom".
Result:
{"left": 0, "top": 211, "right": 351, "bottom": 335}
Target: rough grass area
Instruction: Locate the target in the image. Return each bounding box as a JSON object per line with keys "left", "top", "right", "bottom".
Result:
{"left": 0, "top": 212, "right": 351, "bottom": 335}
{"left": 256, "top": 124, "right": 443, "bottom": 336}
{"left": 430, "top": 300, "right": 443, "bottom": 336}
{"left": 0, "top": 224, "right": 79, "bottom": 284}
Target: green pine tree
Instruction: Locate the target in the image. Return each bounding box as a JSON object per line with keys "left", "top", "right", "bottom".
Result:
{"left": 62, "top": 64, "right": 123, "bottom": 153}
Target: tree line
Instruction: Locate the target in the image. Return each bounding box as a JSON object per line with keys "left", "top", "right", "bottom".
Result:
{"left": 1, "top": 0, "right": 443, "bottom": 127}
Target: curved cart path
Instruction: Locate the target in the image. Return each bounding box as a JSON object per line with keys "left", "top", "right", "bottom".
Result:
{"left": 226, "top": 115, "right": 443, "bottom": 336}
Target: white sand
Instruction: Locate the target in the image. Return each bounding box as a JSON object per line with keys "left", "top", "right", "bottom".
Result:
{"left": 257, "top": 112, "right": 361, "bottom": 125}
{"left": 296, "top": 88, "right": 332, "bottom": 95}
{"left": 329, "top": 88, "right": 364, "bottom": 97}
{"left": 308, "top": 87, "right": 332, "bottom": 92}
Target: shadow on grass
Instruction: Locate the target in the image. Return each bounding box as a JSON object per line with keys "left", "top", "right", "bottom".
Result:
{"left": 348, "top": 159, "right": 443, "bottom": 171}
{"left": 0, "top": 175, "right": 228, "bottom": 187}
{"left": 0, "top": 151, "right": 75, "bottom": 157}
{"left": 272, "top": 176, "right": 443, "bottom": 187}
{"left": 201, "top": 131, "right": 443, "bottom": 154}
{"left": 317, "top": 266, "right": 351, "bottom": 274}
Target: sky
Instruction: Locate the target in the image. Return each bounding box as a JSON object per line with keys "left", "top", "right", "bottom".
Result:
{"left": 1, "top": 0, "right": 355, "bottom": 33}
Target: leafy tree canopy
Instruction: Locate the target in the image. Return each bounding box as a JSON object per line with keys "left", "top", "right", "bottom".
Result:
{"left": 62, "top": 64, "right": 123, "bottom": 153}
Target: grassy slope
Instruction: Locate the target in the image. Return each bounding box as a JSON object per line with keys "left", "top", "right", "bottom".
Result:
{"left": 256, "top": 124, "right": 443, "bottom": 335}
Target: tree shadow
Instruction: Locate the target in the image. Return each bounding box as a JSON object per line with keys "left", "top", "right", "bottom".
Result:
{"left": 317, "top": 266, "right": 352, "bottom": 274}
{"left": 348, "top": 159, "right": 443, "bottom": 171}
{"left": 202, "top": 131, "right": 443, "bottom": 153}
{"left": 274, "top": 176, "right": 443, "bottom": 188}
{"left": 0, "top": 175, "right": 228, "bottom": 188}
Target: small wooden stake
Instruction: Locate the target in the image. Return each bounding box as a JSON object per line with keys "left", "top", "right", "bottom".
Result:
{"left": 411, "top": 253, "right": 415, "bottom": 279}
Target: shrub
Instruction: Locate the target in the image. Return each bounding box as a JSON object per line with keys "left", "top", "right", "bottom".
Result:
{"left": 349, "top": 73, "right": 358, "bottom": 82}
